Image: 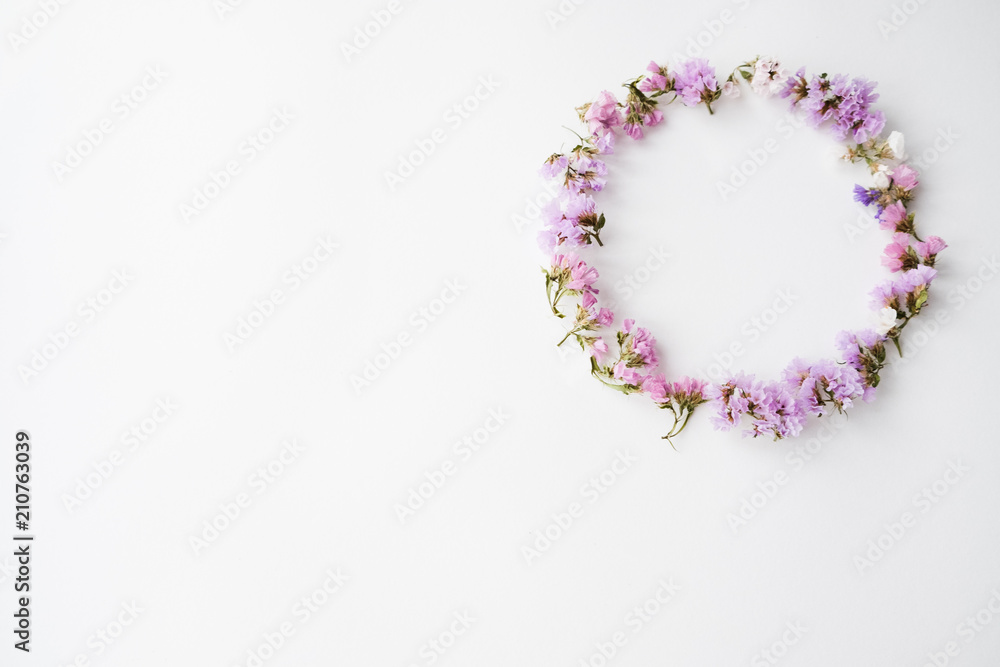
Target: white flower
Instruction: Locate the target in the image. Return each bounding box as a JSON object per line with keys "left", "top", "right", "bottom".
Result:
{"left": 750, "top": 57, "right": 788, "bottom": 96}
{"left": 886, "top": 131, "right": 905, "bottom": 161}
{"left": 872, "top": 165, "right": 890, "bottom": 189}
{"left": 872, "top": 306, "right": 898, "bottom": 335}
{"left": 721, "top": 79, "right": 740, "bottom": 98}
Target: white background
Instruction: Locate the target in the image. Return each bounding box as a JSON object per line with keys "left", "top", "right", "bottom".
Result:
{"left": 2, "top": 0, "right": 999, "bottom": 665}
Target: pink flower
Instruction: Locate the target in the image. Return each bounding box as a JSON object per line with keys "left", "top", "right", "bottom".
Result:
{"left": 613, "top": 361, "right": 643, "bottom": 385}
{"left": 567, "top": 260, "right": 599, "bottom": 291}
{"left": 596, "top": 308, "right": 614, "bottom": 327}
{"left": 641, "top": 373, "right": 669, "bottom": 403}
{"left": 584, "top": 90, "right": 622, "bottom": 136}
{"left": 623, "top": 123, "right": 644, "bottom": 140}
{"left": 890, "top": 164, "right": 919, "bottom": 190}
{"left": 669, "top": 376, "right": 707, "bottom": 400}
{"left": 581, "top": 291, "right": 597, "bottom": 309}
{"left": 588, "top": 337, "right": 609, "bottom": 363}
{"left": 638, "top": 61, "right": 669, "bottom": 93}
{"left": 623, "top": 319, "right": 635, "bottom": 334}
{"left": 879, "top": 201, "right": 907, "bottom": 231}
{"left": 880, "top": 232, "right": 912, "bottom": 272}
{"left": 914, "top": 235, "right": 947, "bottom": 262}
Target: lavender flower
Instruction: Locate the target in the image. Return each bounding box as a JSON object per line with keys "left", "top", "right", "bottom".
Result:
{"left": 672, "top": 58, "right": 718, "bottom": 111}
{"left": 539, "top": 154, "right": 569, "bottom": 180}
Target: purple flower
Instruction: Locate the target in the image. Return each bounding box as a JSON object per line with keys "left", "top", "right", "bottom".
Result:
{"left": 708, "top": 374, "right": 805, "bottom": 439}
{"left": 785, "top": 358, "right": 865, "bottom": 416}
{"left": 897, "top": 265, "right": 937, "bottom": 293}
{"left": 745, "top": 380, "right": 806, "bottom": 439}
{"left": 571, "top": 156, "right": 608, "bottom": 192}
{"left": 868, "top": 280, "right": 898, "bottom": 310}
{"left": 672, "top": 58, "right": 718, "bottom": 108}
{"left": 779, "top": 67, "right": 809, "bottom": 106}
{"left": 835, "top": 328, "right": 887, "bottom": 396}
{"left": 853, "top": 184, "right": 880, "bottom": 206}
{"left": 593, "top": 132, "right": 615, "bottom": 155}
{"left": 791, "top": 72, "right": 885, "bottom": 142}
{"left": 830, "top": 76, "right": 884, "bottom": 142}
{"left": 537, "top": 191, "right": 597, "bottom": 250}
{"left": 706, "top": 373, "right": 754, "bottom": 432}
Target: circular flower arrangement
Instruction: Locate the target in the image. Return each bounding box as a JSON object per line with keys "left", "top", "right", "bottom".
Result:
{"left": 538, "top": 56, "right": 946, "bottom": 443}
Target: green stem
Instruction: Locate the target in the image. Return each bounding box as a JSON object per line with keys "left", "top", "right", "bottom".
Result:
{"left": 557, "top": 328, "right": 579, "bottom": 347}
{"left": 891, "top": 335, "right": 903, "bottom": 357}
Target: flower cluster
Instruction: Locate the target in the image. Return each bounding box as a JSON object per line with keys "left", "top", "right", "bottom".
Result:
{"left": 781, "top": 70, "right": 885, "bottom": 142}
{"left": 722, "top": 57, "right": 789, "bottom": 98}
{"left": 536, "top": 56, "right": 945, "bottom": 442}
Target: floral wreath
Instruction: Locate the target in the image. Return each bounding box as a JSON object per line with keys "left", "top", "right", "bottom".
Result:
{"left": 538, "top": 56, "right": 946, "bottom": 443}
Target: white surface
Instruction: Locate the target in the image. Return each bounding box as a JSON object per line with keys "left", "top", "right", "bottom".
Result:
{"left": 2, "top": 0, "right": 999, "bottom": 665}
